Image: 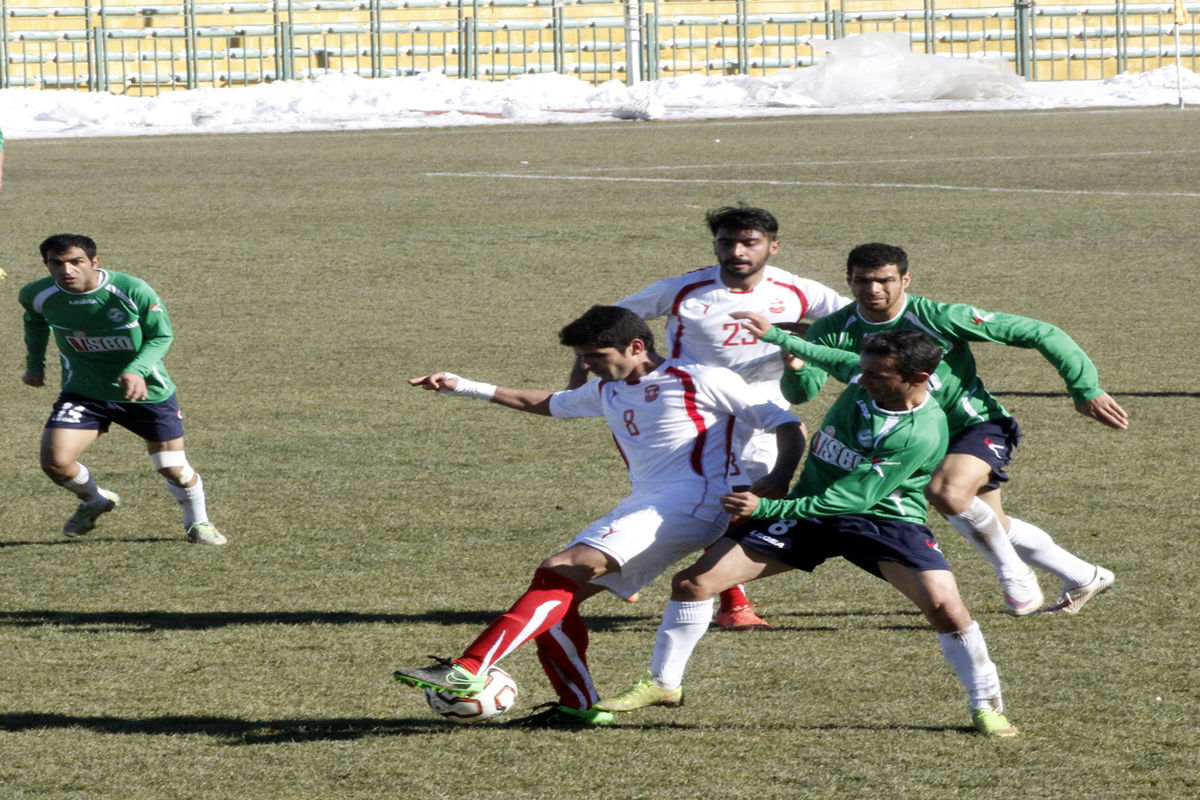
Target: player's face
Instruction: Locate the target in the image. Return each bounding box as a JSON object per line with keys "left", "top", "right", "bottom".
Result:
{"left": 574, "top": 343, "right": 641, "bottom": 382}
{"left": 848, "top": 264, "right": 910, "bottom": 320}
{"left": 713, "top": 226, "right": 779, "bottom": 288}
{"left": 857, "top": 352, "right": 920, "bottom": 409}
{"left": 45, "top": 246, "right": 102, "bottom": 293}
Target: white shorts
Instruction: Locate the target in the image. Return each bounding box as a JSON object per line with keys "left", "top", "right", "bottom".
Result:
{"left": 569, "top": 491, "right": 730, "bottom": 600}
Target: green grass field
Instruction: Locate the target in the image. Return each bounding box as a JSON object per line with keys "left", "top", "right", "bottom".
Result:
{"left": 0, "top": 107, "right": 1197, "bottom": 799}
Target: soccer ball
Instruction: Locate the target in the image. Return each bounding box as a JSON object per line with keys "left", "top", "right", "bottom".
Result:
{"left": 424, "top": 666, "right": 519, "bottom": 723}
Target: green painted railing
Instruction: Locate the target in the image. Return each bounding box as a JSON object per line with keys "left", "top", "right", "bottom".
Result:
{"left": 1, "top": 0, "right": 1196, "bottom": 92}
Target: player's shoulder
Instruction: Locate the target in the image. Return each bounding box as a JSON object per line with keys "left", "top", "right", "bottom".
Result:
{"left": 763, "top": 264, "right": 832, "bottom": 287}
{"left": 661, "top": 358, "right": 741, "bottom": 384}
{"left": 18, "top": 275, "right": 56, "bottom": 300}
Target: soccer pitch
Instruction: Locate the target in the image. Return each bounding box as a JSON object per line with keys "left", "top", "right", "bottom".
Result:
{"left": 0, "top": 107, "right": 1196, "bottom": 799}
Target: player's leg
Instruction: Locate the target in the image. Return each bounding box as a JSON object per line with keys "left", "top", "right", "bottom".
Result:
{"left": 40, "top": 397, "right": 120, "bottom": 537}
{"left": 877, "top": 562, "right": 1016, "bottom": 737}
{"left": 533, "top": 595, "right": 600, "bottom": 709}
{"left": 146, "top": 438, "right": 223, "bottom": 544}
{"left": 598, "top": 529, "right": 795, "bottom": 713}
{"left": 714, "top": 426, "right": 775, "bottom": 630}
{"left": 127, "top": 394, "right": 224, "bottom": 545}
{"left": 394, "top": 544, "right": 612, "bottom": 695}
{"left": 927, "top": 451, "right": 1041, "bottom": 615}
{"left": 1003, "top": 512, "right": 1113, "bottom": 614}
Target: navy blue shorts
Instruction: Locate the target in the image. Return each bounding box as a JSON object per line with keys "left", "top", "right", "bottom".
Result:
{"left": 946, "top": 417, "right": 1022, "bottom": 490}
{"left": 46, "top": 392, "right": 185, "bottom": 443}
{"left": 727, "top": 515, "right": 951, "bottom": 579}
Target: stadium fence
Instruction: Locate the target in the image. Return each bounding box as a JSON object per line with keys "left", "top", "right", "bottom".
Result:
{"left": 1, "top": 0, "right": 1196, "bottom": 93}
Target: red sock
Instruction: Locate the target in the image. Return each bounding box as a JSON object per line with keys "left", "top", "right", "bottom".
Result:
{"left": 535, "top": 599, "right": 598, "bottom": 710}
{"left": 719, "top": 583, "right": 751, "bottom": 613}
{"left": 458, "top": 567, "right": 578, "bottom": 674}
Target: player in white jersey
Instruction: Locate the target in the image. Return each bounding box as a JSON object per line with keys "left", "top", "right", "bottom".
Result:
{"left": 395, "top": 305, "right": 804, "bottom": 727}
{"left": 569, "top": 206, "right": 848, "bottom": 628}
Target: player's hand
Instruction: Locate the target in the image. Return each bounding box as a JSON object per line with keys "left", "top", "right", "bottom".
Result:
{"left": 721, "top": 491, "right": 762, "bottom": 516}
{"left": 409, "top": 372, "right": 459, "bottom": 392}
{"left": 21, "top": 370, "right": 45, "bottom": 387}
{"left": 1076, "top": 393, "right": 1129, "bottom": 430}
{"left": 780, "top": 352, "right": 806, "bottom": 371}
{"left": 730, "top": 311, "right": 773, "bottom": 339}
{"left": 117, "top": 372, "right": 148, "bottom": 401}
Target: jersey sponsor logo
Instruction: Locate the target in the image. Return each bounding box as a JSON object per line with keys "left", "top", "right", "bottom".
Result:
{"left": 69, "top": 298, "right": 99, "bottom": 305}
{"left": 869, "top": 456, "right": 900, "bottom": 477}
{"left": 811, "top": 426, "right": 867, "bottom": 471}
{"left": 969, "top": 307, "right": 994, "bottom": 325}
{"left": 644, "top": 385, "right": 660, "bottom": 402}
{"left": 748, "top": 532, "right": 787, "bottom": 550}
{"left": 65, "top": 332, "right": 136, "bottom": 353}
{"left": 769, "top": 298, "right": 786, "bottom": 314}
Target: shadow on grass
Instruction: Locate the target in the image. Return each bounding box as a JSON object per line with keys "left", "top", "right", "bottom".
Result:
{"left": 0, "top": 608, "right": 923, "bottom": 633}
{"left": 0, "top": 537, "right": 171, "bottom": 548}
{"left": 0, "top": 712, "right": 450, "bottom": 744}
{"left": 0, "top": 712, "right": 971, "bottom": 743}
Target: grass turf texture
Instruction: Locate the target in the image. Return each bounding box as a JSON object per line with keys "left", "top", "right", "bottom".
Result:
{"left": 0, "top": 106, "right": 1197, "bottom": 799}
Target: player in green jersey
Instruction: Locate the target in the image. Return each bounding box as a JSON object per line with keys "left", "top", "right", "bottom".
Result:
{"left": 18, "top": 234, "right": 225, "bottom": 545}
{"left": 780, "top": 242, "right": 1125, "bottom": 616}
{"left": 598, "top": 330, "right": 1019, "bottom": 737}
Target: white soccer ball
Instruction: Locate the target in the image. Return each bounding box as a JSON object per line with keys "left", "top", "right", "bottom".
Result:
{"left": 424, "top": 666, "right": 519, "bottom": 723}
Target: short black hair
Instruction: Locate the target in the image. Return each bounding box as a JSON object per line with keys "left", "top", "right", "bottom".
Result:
{"left": 705, "top": 205, "right": 779, "bottom": 239}
{"left": 40, "top": 234, "right": 98, "bottom": 261}
{"left": 861, "top": 330, "right": 943, "bottom": 378}
{"left": 847, "top": 242, "right": 908, "bottom": 276}
{"left": 560, "top": 305, "right": 655, "bottom": 353}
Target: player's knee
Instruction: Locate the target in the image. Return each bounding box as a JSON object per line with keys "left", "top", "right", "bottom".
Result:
{"left": 923, "top": 595, "right": 970, "bottom": 633}
{"left": 925, "top": 477, "right": 971, "bottom": 516}
{"left": 41, "top": 460, "right": 74, "bottom": 483}
{"left": 670, "top": 569, "right": 715, "bottom": 602}
{"left": 150, "top": 450, "right": 195, "bottom": 487}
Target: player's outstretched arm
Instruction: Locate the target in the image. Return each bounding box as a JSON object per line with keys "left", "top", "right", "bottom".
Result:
{"left": 409, "top": 371, "right": 554, "bottom": 416}
{"left": 1075, "top": 392, "right": 1129, "bottom": 430}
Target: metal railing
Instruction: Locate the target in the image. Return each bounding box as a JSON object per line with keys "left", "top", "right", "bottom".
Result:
{"left": 1, "top": 0, "right": 1196, "bottom": 92}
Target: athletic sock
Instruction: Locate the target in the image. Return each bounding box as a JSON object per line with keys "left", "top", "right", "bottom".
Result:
{"left": 718, "top": 583, "right": 752, "bottom": 612}
{"left": 938, "top": 621, "right": 1003, "bottom": 712}
{"left": 535, "top": 601, "right": 598, "bottom": 710}
{"left": 650, "top": 598, "right": 714, "bottom": 690}
{"left": 165, "top": 473, "right": 208, "bottom": 528}
{"left": 1006, "top": 516, "right": 1096, "bottom": 589}
{"left": 62, "top": 463, "right": 102, "bottom": 504}
{"left": 457, "top": 567, "right": 578, "bottom": 675}
{"left": 944, "top": 496, "right": 1033, "bottom": 584}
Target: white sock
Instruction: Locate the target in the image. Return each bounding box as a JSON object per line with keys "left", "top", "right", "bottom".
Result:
{"left": 944, "top": 497, "right": 1032, "bottom": 584}
{"left": 650, "top": 599, "right": 714, "bottom": 690}
{"left": 62, "top": 463, "right": 102, "bottom": 503}
{"left": 1006, "top": 517, "right": 1095, "bottom": 589}
{"left": 165, "top": 473, "right": 208, "bottom": 528}
{"left": 938, "top": 621, "right": 1003, "bottom": 712}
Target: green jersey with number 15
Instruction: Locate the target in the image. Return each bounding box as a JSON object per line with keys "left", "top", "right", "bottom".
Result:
{"left": 20, "top": 269, "right": 176, "bottom": 403}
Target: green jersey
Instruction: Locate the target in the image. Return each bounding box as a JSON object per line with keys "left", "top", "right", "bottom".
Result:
{"left": 753, "top": 381, "right": 948, "bottom": 524}
{"left": 19, "top": 269, "right": 176, "bottom": 403}
{"left": 780, "top": 294, "right": 1106, "bottom": 435}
